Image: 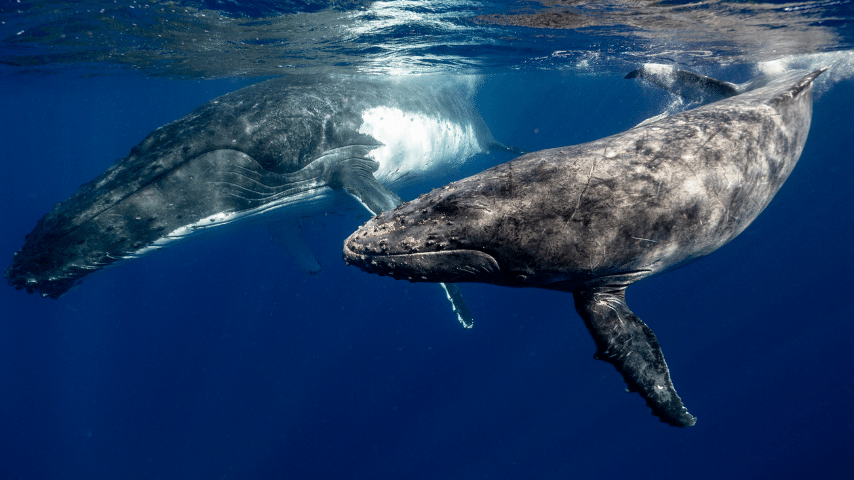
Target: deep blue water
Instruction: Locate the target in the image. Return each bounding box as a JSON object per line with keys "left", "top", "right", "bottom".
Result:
{"left": 2, "top": 2, "right": 854, "bottom": 479}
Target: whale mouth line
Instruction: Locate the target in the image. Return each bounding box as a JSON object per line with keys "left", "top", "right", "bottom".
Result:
{"left": 343, "top": 242, "right": 475, "bottom": 260}
{"left": 343, "top": 243, "right": 502, "bottom": 283}
{"left": 349, "top": 248, "right": 463, "bottom": 258}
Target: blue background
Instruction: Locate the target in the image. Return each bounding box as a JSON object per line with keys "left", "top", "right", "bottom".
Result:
{"left": 1, "top": 69, "right": 852, "bottom": 479}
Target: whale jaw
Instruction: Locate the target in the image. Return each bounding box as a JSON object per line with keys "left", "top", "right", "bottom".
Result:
{"left": 343, "top": 236, "right": 501, "bottom": 284}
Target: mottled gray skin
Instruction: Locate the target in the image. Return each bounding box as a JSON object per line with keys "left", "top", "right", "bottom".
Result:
{"left": 7, "top": 75, "right": 508, "bottom": 299}
{"left": 344, "top": 68, "right": 826, "bottom": 426}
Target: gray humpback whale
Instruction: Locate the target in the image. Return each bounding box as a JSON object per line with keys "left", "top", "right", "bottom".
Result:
{"left": 344, "top": 68, "right": 827, "bottom": 426}
{"left": 6, "top": 75, "right": 521, "bottom": 327}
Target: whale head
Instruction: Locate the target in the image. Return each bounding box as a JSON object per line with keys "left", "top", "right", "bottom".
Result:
{"left": 342, "top": 162, "right": 598, "bottom": 291}
{"left": 343, "top": 171, "right": 502, "bottom": 280}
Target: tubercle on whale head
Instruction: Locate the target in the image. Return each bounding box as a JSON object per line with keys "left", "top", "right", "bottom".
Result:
{"left": 343, "top": 204, "right": 503, "bottom": 283}
{"left": 345, "top": 184, "right": 466, "bottom": 255}
{"left": 342, "top": 182, "right": 508, "bottom": 284}
{"left": 4, "top": 191, "right": 173, "bottom": 299}
{"left": 5, "top": 230, "right": 122, "bottom": 298}
{"left": 5, "top": 257, "right": 80, "bottom": 299}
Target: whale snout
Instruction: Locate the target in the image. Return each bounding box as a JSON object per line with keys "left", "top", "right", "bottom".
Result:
{"left": 343, "top": 232, "right": 502, "bottom": 284}
{"left": 343, "top": 209, "right": 502, "bottom": 284}
{"left": 5, "top": 260, "right": 78, "bottom": 299}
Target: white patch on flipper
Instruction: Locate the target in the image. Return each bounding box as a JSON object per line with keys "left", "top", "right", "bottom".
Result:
{"left": 439, "top": 282, "right": 473, "bottom": 329}
{"left": 358, "top": 106, "right": 482, "bottom": 186}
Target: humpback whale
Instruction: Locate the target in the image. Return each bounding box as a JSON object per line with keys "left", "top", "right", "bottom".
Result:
{"left": 343, "top": 68, "right": 827, "bottom": 426}
{"left": 6, "top": 74, "right": 521, "bottom": 327}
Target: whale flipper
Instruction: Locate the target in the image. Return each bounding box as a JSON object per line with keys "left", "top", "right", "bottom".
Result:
{"left": 440, "top": 283, "right": 474, "bottom": 329}
{"left": 330, "top": 150, "right": 403, "bottom": 216}
{"left": 573, "top": 288, "right": 696, "bottom": 427}
{"left": 268, "top": 217, "right": 322, "bottom": 275}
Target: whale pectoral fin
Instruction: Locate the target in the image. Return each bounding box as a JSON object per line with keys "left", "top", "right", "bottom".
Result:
{"left": 329, "top": 153, "right": 402, "bottom": 216}
{"left": 341, "top": 172, "right": 402, "bottom": 215}
{"left": 573, "top": 288, "right": 696, "bottom": 427}
{"left": 439, "top": 282, "right": 474, "bottom": 328}
{"left": 267, "top": 217, "right": 321, "bottom": 275}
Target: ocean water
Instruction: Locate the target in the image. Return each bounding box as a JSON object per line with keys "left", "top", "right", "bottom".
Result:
{"left": 2, "top": 2, "right": 854, "bottom": 479}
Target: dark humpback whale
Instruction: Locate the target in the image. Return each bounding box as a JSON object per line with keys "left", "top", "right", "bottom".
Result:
{"left": 6, "top": 74, "right": 521, "bottom": 327}
{"left": 343, "top": 68, "right": 827, "bottom": 426}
